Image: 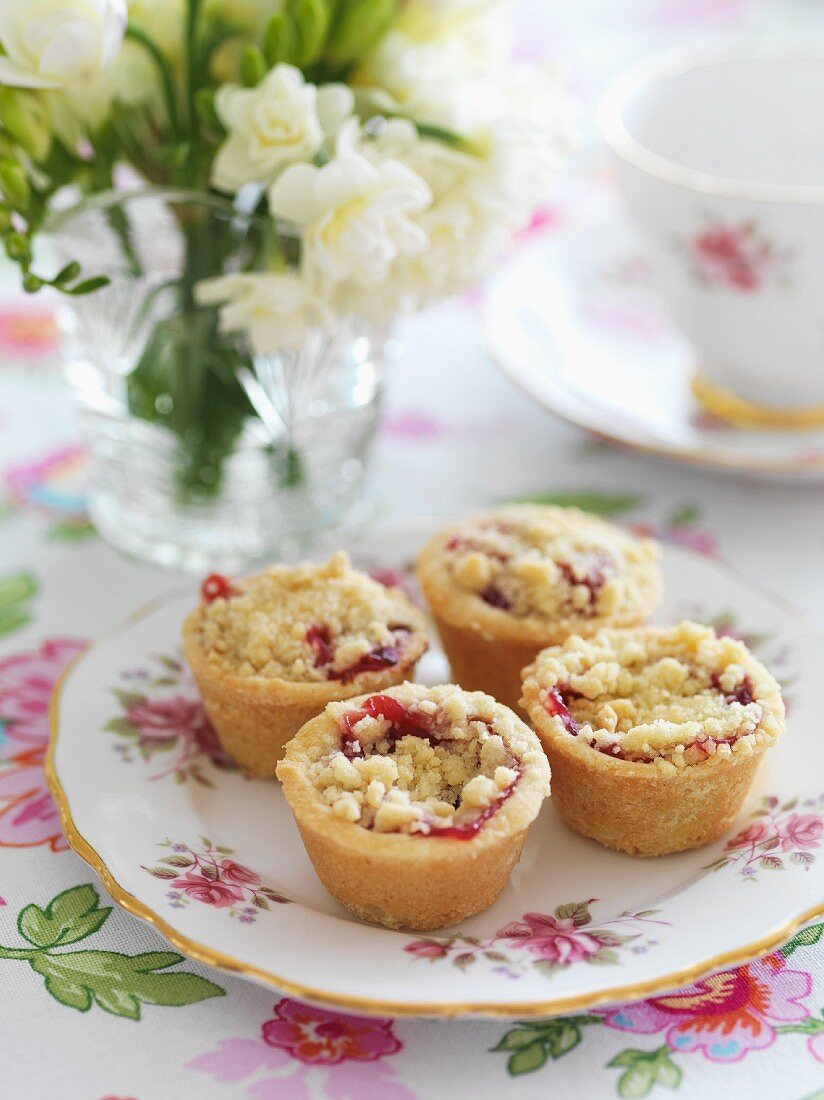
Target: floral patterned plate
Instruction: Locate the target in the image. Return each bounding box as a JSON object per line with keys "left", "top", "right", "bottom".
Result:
{"left": 48, "top": 523, "right": 824, "bottom": 1017}
{"left": 484, "top": 185, "right": 824, "bottom": 481}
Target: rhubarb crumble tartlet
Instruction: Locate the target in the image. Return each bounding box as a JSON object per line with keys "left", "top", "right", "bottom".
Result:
{"left": 417, "top": 505, "right": 661, "bottom": 711}
{"left": 276, "top": 683, "right": 551, "bottom": 930}
{"left": 521, "top": 621, "right": 785, "bottom": 856}
{"left": 182, "top": 553, "right": 428, "bottom": 777}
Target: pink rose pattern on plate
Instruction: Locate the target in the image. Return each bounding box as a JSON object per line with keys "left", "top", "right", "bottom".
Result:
{"left": 705, "top": 794, "right": 824, "bottom": 880}
{"left": 143, "top": 837, "right": 289, "bottom": 922}
{"left": 686, "top": 221, "right": 790, "bottom": 292}
{"left": 0, "top": 637, "right": 86, "bottom": 852}
{"left": 105, "top": 653, "right": 234, "bottom": 785}
{"left": 188, "top": 998, "right": 416, "bottom": 1099}
{"left": 405, "top": 900, "right": 669, "bottom": 979}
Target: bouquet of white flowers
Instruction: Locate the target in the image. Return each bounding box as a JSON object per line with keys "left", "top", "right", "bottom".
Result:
{"left": 0, "top": 0, "right": 573, "bottom": 497}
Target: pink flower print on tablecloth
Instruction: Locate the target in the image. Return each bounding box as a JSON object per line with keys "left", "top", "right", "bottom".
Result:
{"left": 599, "top": 953, "right": 812, "bottom": 1062}
{"left": 187, "top": 998, "right": 415, "bottom": 1100}
{"left": 0, "top": 638, "right": 86, "bottom": 851}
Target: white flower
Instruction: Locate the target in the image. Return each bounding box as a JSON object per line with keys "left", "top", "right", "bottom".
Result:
{"left": 212, "top": 65, "right": 354, "bottom": 194}
{"left": 355, "top": 0, "right": 509, "bottom": 125}
{"left": 0, "top": 0, "right": 126, "bottom": 89}
{"left": 196, "top": 272, "right": 333, "bottom": 354}
{"left": 469, "top": 66, "right": 578, "bottom": 224}
{"left": 269, "top": 129, "right": 432, "bottom": 288}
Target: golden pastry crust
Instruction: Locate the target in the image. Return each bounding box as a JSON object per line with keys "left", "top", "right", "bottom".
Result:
{"left": 521, "top": 622, "right": 785, "bottom": 857}
{"left": 277, "top": 684, "right": 551, "bottom": 929}
{"left": 418, "top": 505, "right": 662, "bottom": 711}
{"left": 183, "top": 557, "right": 428, "bottom": 778}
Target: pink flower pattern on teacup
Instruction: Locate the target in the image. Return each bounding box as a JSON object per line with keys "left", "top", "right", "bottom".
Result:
{"left": 687, "top": 221, "right": 788, "bottom": 293}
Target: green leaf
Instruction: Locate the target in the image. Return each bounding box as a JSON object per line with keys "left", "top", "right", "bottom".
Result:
{"left": 668, "top": 504, "right": 700, "bottom": 527}
{"left": 533, "top": 958, "right": 564, "bottom": 978}
{"left": 68, "top": 275, "right": 110, "bottom": 296}
{"left": 547, "top": 1023, "right": 582, "bottom": 1058}
{"left": 617, "top": 1063, "right": 656, "bottom": 1098}
{"left": 654, "top": 1050, "right": 682, "bottom": 1089}
{"left": 47, "top": 519, "right": 95, "bottom": 541}
{"left": 0, "top": 570, "right": 36, "bottom": 609}
{"left": 585, "top": 948, "right": 620, "bottom": 965}
{"left": 146, "top": 867, "right": 179, "bottom": 880}
{"left": 18, "top": 885, "right": 110, "bottom": 948}
{"left": 511, "top": 492, "right": 642, "bottom": 516}
{"left": 29, "top": 949, "right": 224, "bottom": 1019}
{"left": 782, "top": 923, "right": 824, "bottom": 957}
{"left": 159, "top": 855, "right": 195, "bottom": 868}
{"left": 790, "top": 851, "right": 815, "bottom": 868}
{"left": 609, "top": 1051, "right": 642, "bottom": 1068}
{"left": 759, "top": 855, "right": 784, "bottom": 870}
{"left": 554, "top": 900, "right": 593, "bottom": 927}
{"left": 494, "top": 1027, "right": 543, "bottom": 1051}
{"left": 42, "top": 975, "right": 92, "bottom": 1012}
{"left": 0, "top": 606, "right": 29, "bottom": 635}
{"left": 508, "top": 1040, "right": 548, "bottom": 1076}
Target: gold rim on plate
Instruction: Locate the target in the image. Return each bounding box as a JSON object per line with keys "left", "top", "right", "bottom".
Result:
{"left": 46, "top": 583, "right": 824, "bottom": 1019}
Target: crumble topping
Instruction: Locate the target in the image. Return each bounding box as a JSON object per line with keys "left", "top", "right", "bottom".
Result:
{"left": 439, "top": 505, "right": 659, "bottom": 623}
{"left": 197, "top": 552, "right": 423, "bottom": 681}
{"left": 524, "top": 621, "right": 784, "bottom": 772}
{"left": 311, "top": 684, "right": 548, "bottom": 836}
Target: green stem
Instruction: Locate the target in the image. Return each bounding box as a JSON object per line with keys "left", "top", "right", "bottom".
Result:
{"left": 0, "top": 946, "right": 39, "bottom": 960}
{"left": 125, "top": 25, "right": 180, "bottom": 141}
{"left": 775, "top": 1019, "right": 824, "bottom": 1035}
{"left": 186, "top": 0, "right": 203, "bottom": 139}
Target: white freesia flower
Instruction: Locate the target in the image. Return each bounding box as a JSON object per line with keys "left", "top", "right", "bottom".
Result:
{"left": 212, "top": 65, "right": 354, "bottom": 194}
{"left": 355, "top": 0, "right": 508, "bottom": 125}
{"left": 196, "top": 272, "right": 334, "bottom": 354}
{"left": 473, "top": 66, "right": 578, "bottom": 221}
{"left": 270, "top": 128, "right": 432, "bottom": 288}
{"left": 0, "top": 0, "right": 126, "bottom": 89}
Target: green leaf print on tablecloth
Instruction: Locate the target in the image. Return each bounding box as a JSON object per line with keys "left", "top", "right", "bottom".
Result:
{"left": 493, "top": 1015, "right": 602, "bottom": 1075}
{"left": 0, "top": 570, "right": 37, "bottom": 635}
{"left": 0, "top": 884, "right": 224, "bottom": 1019}
{"left": 511, "top": 491, "right": 643, "bottom": 515}
{"left": 608, "top": 1046, "right": 681, "bottom": 1098}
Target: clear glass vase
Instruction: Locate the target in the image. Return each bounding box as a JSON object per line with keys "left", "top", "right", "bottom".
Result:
{"left": 45, "top": 189, "right": 386, "bottom": 572}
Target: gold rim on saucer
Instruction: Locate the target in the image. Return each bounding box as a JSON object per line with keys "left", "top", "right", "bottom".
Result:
{"left": 692, "top": 370, "right": 824, "bottom": 431}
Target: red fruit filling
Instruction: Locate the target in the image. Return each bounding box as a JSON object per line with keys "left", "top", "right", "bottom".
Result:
{"left": 429, "top": 780, "right": 518, "bottom": 839}
{"left": 201, "top": 573, "right": 238, "bottom": 603}
{"left": 340, "top": 695, "right": 434, "bottom": 758}
{"left": 711, "top": 672, "right": 756, "bottom": 707}
{"left": 306, "top": 625, "right": 411, "bottom": 682}
{"left": 481, "top": 584, "right": 512, "bottom": 610}
{"left": 543, "top": 685, "right": 580, "bottom": 736}
{"left": 306, "top": 624, "right": 335, "bottom": 668}
{"left": 338, "top": 695, "right": 519, "bottom": 838}
{"left": 557, "top": 554, "right": 611, "bottom": 610}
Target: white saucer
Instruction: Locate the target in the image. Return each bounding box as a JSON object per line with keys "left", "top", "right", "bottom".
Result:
{"left": 484, "top": 188, "right": 824, "bottom": 481}
{"left": 49, "top": 521, "right": 824, "bottom": 1017}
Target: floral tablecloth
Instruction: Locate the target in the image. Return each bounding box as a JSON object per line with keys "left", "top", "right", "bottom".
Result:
{"left": 3, "top": 2, "right": 824, "bottom": 1098}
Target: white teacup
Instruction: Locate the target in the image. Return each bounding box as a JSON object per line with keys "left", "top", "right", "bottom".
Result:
{"left": 599, "top": 42, "right": 824, "bottom": 427}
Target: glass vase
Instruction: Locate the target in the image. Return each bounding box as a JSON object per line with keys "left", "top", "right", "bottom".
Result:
{"left": 46, "top": 189, "right": 386, "bottom": 572}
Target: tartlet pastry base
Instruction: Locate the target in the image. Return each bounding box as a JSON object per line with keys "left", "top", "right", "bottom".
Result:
{"left": 277, "top": 690, "right": 551, "bottom": 929}
{"left": 531, "top": 731, "right": 763, "bottom": 857}
{"left": 431, "top": 612, "right": 540, "bottom": 715}
{"left": 182, "top": 611, "right": 427, "bottom": 778}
